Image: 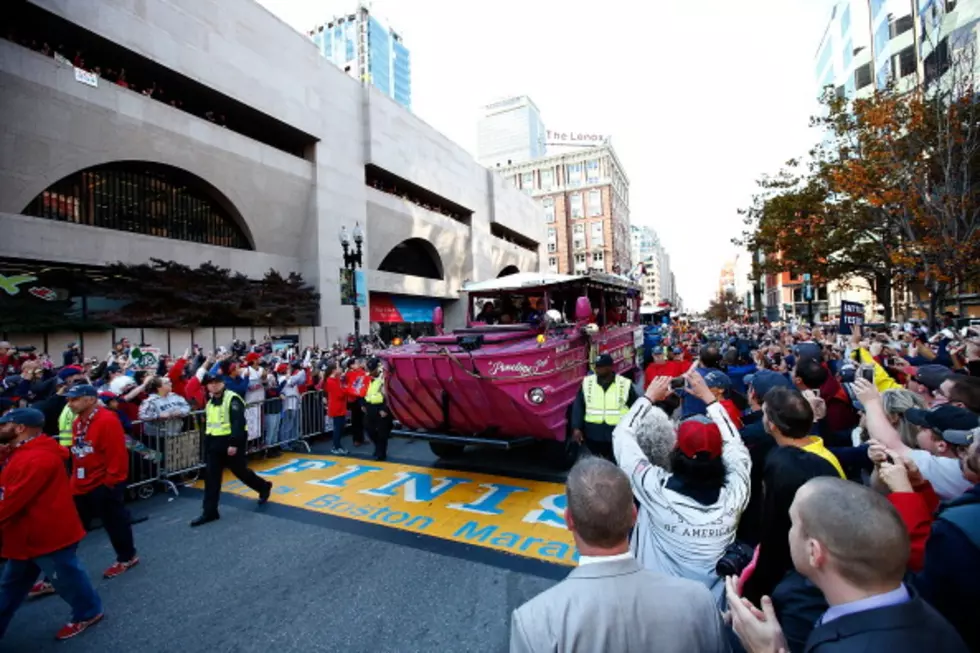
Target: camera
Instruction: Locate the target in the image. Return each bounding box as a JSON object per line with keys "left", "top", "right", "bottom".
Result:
{"left": 670, "top": 377, "right": 686, "bottom": 390}
{"left": 860, "top": 365, "right": 875, "bottom": 383}
{"left": 716, "top": 541, "right": 756, "bottom": 578}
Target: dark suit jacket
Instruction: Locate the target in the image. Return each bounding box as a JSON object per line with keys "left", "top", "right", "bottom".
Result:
{"left": 804, "top": 589, "right": 968, "bottom": 653}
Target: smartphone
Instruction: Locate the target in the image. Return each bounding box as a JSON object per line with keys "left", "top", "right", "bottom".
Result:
{"left": 885, "top": 453, "right": 895, "bottom": 465}
{"left": 670, "top": 377, "right": 686, "bottom": 390}
{"left": 860, "top": 366, "right": 875, "bottom": 383}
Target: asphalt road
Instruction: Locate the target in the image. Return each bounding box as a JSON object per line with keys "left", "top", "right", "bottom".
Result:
{"left": 4, "top": 436, "right": 568, "bottom": 653}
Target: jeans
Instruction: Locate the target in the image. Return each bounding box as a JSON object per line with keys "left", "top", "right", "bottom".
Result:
{"left": 331, "top": 416, "right": 346, "bottom": 449}
{"left": 279, "top": 409, "right": 298, "bottom": 445}
{"left": 264, "top": 412, "right": 281, "bottom": 447}
{"left": 75, "top": 484, "right": 137, "bottom": 563}
{"left": 0, "top": 543, "right": 102, "bottom": 637}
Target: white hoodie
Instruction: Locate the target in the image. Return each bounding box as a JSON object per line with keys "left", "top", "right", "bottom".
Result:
{"left": 612, "top": 399, "right": 750, "bottom": 604}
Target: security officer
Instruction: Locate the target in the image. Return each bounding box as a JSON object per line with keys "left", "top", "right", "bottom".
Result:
{"left": 363, "top": 358, "right": 392, "bottom": 462}
{"left": 571, "top": 354, "right": 639, "bottom": 461}
{"left": 190, "top": 374, "right": 272, "bottom": 527}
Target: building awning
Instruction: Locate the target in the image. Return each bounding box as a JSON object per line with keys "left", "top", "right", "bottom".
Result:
{"left": 370, "top": 293, "right": 441, "bottom": 323}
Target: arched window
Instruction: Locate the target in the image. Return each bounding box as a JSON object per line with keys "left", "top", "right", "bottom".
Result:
{"left": 498, "top": 265, "right": 520, "bottom": 278}
{"left": 22, "top": 161, "right": 252, "bottom": 250}
{"left": 378, "top": 238, "right": 443, "bottom": 279}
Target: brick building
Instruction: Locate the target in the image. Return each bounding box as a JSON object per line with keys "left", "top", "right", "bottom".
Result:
{"left": 495, "top": 144, "right": 631, "bottom": 275}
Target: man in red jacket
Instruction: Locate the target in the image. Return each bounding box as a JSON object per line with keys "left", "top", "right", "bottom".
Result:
{"left": 64, "top": 384, "right": 140, "bottom": 579}
{"left": 343, "top": 358, "right": 368, "bottom": 446}
{"left": 0, "top": 408, "right": 104, "bottom": 640}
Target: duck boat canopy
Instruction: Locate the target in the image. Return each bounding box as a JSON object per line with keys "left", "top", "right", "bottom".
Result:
{"left": 377, "top": 272, "right": 644, "bottom": 468}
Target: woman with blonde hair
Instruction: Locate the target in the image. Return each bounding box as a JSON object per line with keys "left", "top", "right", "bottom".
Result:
{"left": 853, "top": 388, "right": 927, "bottom": 448}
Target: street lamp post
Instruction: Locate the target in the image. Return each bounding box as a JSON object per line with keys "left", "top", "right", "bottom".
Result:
{"left": 339, "top": 223, "right": 364, "bottom": 356}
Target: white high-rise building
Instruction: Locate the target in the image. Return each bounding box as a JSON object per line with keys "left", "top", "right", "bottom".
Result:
{"left": 477, "top": 96, "right": 547, "bottom": 169}
{"left": 630, "top": 224, "right": 673, "bottom": 306}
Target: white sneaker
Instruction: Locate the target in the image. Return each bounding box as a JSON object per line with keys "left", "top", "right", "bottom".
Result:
{"left": 331, "top": 447, "right": 349, "bottom": 455}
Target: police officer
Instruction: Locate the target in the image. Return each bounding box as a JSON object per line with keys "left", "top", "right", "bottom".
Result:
{"left": 363, "top": 358, "right": 392, "bottom": 462}
{"left": 190, "top": 374, "right": 273, "bottom": 527}
{"left": 570, "top": 354, "right": 639, "bottom": 461}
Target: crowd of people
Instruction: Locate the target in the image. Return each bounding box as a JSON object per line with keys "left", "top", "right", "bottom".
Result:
{"left": 512, "top": 319, "right": 980, "bottom": 653}
{"left": 0, "top": 332, "right": 397, "bottom": 639}
{"left": 4, "top": 31, "right": 227, "bottom": 126}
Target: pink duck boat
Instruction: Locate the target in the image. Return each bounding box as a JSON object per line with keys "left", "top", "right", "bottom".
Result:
{"left": 379, "top": 272, "right": 643, "bottom": 468}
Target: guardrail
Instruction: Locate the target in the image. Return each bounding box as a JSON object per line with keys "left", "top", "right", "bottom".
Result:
{"left": 124, "top": 390, "right": 329, "bottom": 500}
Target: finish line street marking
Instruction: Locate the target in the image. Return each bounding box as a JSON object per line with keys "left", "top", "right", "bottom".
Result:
{"left": 204, "top": 454, "right": 578, "bottom": 566}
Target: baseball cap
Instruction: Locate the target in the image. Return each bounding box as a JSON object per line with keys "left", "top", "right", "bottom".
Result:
{"left": 202, "top": 374, "right": 224, "bottom": 385}
{"left": 703, "top": 370, "right": 732, "bottom": 391}
{"left": 245, "top": 352, "right": 261, "bottom": 364}
{"left": 64, "top": 384, "right": 98, "bottom": 398}
{"left": 793, "top": 342, "right": 822, "bottom": 360}
{"left": 0, "top": 407, "right": 45, "bottom": 427}
{"left": 910, "top": 364, "right": 954, "bottom": 392}
{"left": 676, "top": 420, "right": 722, "bottom": 460}
{"left": 747, "top": 370, "right": 794, "bottom": 403}
{"left": 905, "top": 405, "right": 980, "bottom": 433}
{"left": 57, "top": 365, "right": 84, "bottom": 381}
{"left": 595, "top": 354, "right": 615, "bottom": 368}
{"left": 366, "top": 357, "right": 382, "bottom": 372}
{"left": 942, "top": 426, "right": 978, "bottom": 447}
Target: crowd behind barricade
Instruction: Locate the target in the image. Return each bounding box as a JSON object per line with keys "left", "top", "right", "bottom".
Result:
{"left": 0, "top": 332, "right": 395, "bottom": 639}
{"left": 512, "top": 318, "right": 980, "bottom": 653}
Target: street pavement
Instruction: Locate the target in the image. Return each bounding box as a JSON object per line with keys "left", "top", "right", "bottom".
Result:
{"left": 5, "top": 437, "right": 568, "bottom": 653}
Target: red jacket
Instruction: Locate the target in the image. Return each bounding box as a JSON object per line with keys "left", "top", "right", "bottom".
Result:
{"left": 888, "top": 481, "right": 940, "bottom": 572}
{"left": 0, "top": 436, "right": 86, "bottom": 560}
{"left": 323, "top": 376, "right": 349, "bottom": 418}
{"left": 70, "top": 407, "right": 129, "bottom": 495}
{"left": 344, "top": 369, "right": 368, "bottom": 401}
{"left": 168, "top": 357, "right": 188, "bottom": 398}
{"left": 721, "top": 399, "right": 744, "bottom": 429}
{"left": 643, "top": 360, "right": 688, "bottom": 389}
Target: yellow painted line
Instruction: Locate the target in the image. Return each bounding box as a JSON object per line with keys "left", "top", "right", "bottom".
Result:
{"left": 201, "top": 454, "right": 578, "bottom": 566}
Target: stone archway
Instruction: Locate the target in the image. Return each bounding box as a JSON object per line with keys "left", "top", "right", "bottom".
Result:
{"left": 378, "top": 238, "right": 444, "bottom": 279}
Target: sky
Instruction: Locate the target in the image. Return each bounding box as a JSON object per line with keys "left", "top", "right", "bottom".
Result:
{"left": 257, "top": 0, "right": 838, "bottom": 311}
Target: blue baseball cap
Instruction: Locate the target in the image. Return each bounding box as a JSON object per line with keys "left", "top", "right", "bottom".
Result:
{"left": 0, "top": 407, "right": 45, "bottom": 427}
{"left": 703, "top": 370, "right": 732, "bottom": 390}
{"left": 64, "top": 384, "right": 98, "bottom": 398}
{"left": 746, "top": 369, "right": 795, "bottom": 402}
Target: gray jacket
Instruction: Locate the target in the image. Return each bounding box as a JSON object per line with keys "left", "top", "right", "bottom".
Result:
{"left": 510, "top": 557, "right": 730, "bottom": 653}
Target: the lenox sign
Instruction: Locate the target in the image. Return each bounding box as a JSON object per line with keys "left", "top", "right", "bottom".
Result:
{"left": 546, "top": 130, "right": 608, "bottom": 146}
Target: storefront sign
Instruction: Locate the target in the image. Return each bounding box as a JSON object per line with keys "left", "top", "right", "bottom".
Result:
{"left": 370, "top": 294, "right": 441, "bottom": 323}
{"left": 210, "top": 454, "right": 578, "bottom": 565}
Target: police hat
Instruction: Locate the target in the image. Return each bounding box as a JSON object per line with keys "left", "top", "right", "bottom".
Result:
{"left": 366, "top": 357, "right": 382, "bottom": 372}
{"left": 201, "top": 374, "right": 224, "bottom": 385}
{"left": 595, "top": 354, "right": 615, "bottom": 368}
{"left": 0, "top": 407, "right": 45, "bottom": 427}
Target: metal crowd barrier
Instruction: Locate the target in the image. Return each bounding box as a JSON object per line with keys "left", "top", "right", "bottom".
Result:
{"left": 125, "top": 390, "right": 328, "bottom": 500}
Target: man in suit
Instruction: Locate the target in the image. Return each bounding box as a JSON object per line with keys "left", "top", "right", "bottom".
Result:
{"left": 509, "top": 457, "right": 729, "bottom": 653}
{"left": 727, "top": 476, "right": 968, "bottom": 653}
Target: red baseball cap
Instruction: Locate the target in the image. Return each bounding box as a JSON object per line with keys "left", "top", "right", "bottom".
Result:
{"left": 676, "top": 420, "right": 722, "bottom": 460}
{"left": 245, "top": 352, "right": 261, "bottom": 363}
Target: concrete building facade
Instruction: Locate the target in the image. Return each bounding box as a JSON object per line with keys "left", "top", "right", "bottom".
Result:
{"left": 497, "top": 145, "right": 630, "bottom": 277}
{"left": 0, "top": 0, "right": 542, "bottom": 342}
{"left": 477, "top": 96, "right": 547, "bottom": 169}
{"left": 308, "top": 3, "right": 412, "bottom": 110}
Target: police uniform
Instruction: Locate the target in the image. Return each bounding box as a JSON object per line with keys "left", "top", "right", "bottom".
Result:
{"left": 571, "top": 354, "right": 639, "bottom": 461}
{"left": 191, "top": 377, "right": 272, "bottom": 527}
{"left": 363, "top": 359, "right": 392, "bottom": 462}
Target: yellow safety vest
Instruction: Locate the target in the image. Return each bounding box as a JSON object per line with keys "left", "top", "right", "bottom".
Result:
{"left": 365, "top": 373, "right": 385, "bottom": 405}
{"left": 205, "top": 390, "right": 246, "bottom": 437}
{"left": 58, "top": 404, "right": 75, "bottom": 446}
{"left": 583, "top": 375, "right": 631, "bottom": 425}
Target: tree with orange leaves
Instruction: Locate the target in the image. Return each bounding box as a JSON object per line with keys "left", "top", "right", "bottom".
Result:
{"left": 741, "top": 34, "right": 980, "bottom": 327}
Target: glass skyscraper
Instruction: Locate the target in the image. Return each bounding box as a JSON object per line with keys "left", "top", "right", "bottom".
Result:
{"left": 308, "top": 4, "right": 411, "bottom": 110}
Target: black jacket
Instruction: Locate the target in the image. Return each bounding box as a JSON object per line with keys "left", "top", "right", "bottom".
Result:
{"left": 804, "top": 587, "right": 968, "bottom": 653}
